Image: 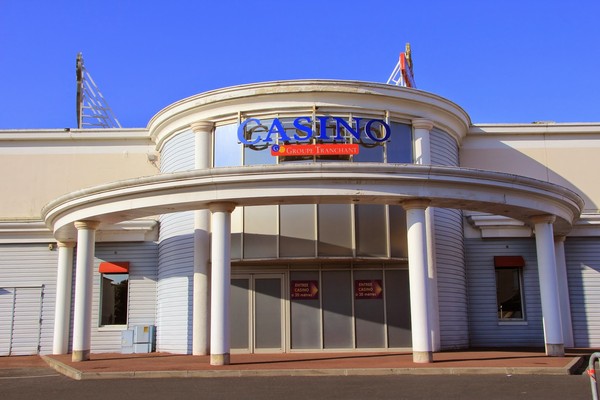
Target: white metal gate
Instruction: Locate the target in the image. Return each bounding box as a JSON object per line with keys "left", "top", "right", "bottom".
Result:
{"left": 0, "top": 285, "right": 44, "bottom": 356}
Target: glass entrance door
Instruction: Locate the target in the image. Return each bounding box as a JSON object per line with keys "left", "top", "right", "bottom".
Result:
{"left": 230, "top": 274, "right": 285, "bottom": 353}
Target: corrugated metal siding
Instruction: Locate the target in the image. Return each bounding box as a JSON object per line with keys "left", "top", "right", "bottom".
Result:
{"left": 430, "top": 128, "right": 468, "bottom": 348}
{"left": 160, "top": 130, "right": 194, "bottom": 173}
{"left": 430, "top": 128, "right": 458, "bottom": 167}
{"left": 465, "top": 238, "right": 544, "bottom": 347}
{"left": 157, "top": 213, "right": 193, "bottom": 354}
{"left": 155, "top": 130, "right": 195, "bottom": 354}
{"left": 0, "top": 244, "right": 57, "bottom": 355}
{"left": 89, "top": 242, "right": 158, "bottom": 353}
{"left": 0, "top": 287, "right": 44, "bottom": 356}
{"left": 435, "top": 208, "right": 468, "bottom": 349}
{"left": 0, "top": 287, "right": 12, "bottom": 354}
{"left": 565, "top": 237, "right": 600, "bottom": 347}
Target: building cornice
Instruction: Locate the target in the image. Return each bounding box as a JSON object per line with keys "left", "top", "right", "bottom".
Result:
{"left": 466, "top": 213, "right": 533, "bottom": 238}
{"left": 469, "top": 123, "right": 600, "bottom": 136}
{"left": 0, "top": 129, "right": 150, "bottom": 143}
{"left": 571, "top": 214, "right": 600, "bottom": 237}
{"left": 466, "top": 212, "right": 600, "bottom": 238}
{"left": 0, "top": 219, "right": 157, "bottom": 243}
{"left": 0, "top": 221, "right": 54, "bottom": 243}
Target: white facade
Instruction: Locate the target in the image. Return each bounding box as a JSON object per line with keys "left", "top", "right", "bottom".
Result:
{"left": 1, "top": 80, "right": 598, "bottom": 363}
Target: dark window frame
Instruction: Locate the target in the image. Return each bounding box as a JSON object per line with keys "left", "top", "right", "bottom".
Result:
{"left": 494, "top": 256, "right": 525, "bottom": 321}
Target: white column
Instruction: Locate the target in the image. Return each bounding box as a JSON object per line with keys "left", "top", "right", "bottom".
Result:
{"left": 191, "top": 121, "right": 213, "bottom": 356}
{"left": 531, "top": 215, "right": 564, "bottom": 356}
{"left": 52, "top": 241, "right": 75, "bottom": 355}
{"left": 403, "top": 199, "right": 433, "bottom": 363}
{"left": 554, "top": 235, "right": 574, "bottom": 348}
{"left": 209, "top": 202, "right": 236, "bottom": 366}
{"left": 412, "top": 118, "right": 433, "bottom": 165}
{"left": 412, "top": 118, "right": 440, "bottom": 351}
{"left": 72, "top": 221, "right": 100, "bottom": 362}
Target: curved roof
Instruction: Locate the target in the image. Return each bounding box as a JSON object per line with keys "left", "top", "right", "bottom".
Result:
{"left": 147, "top": 80, "right": 472, "bottom": 150}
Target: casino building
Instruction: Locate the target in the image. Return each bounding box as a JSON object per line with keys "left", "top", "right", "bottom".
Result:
{"left": 1, "top": 79, "right": 599, "bottom": 364}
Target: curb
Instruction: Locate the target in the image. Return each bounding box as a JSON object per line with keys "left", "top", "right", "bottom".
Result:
{"left": 41, "top": 356, "right": 585, "bottom": 380}
{"left": 41, "top": 356, "right": 82, "bottom": 380}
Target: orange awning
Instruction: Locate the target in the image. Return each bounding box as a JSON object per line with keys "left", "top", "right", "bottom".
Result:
{"left": 99, "top": 261, "right": 130, "bottom": 273}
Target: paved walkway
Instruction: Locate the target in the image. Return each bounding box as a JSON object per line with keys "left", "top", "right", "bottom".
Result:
{"left": 1, "top": 348, "right": 591, "bottom": 380}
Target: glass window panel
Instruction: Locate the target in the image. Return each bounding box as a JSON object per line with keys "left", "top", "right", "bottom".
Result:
{"left": 315, "top": 117, "right": 351, "bottom": 162}
{"left": 496, "top": 268, "right": 524, "bottom": 319}
{"left": 214, "top": 124, "right": 242, "bottom": 167}
{"left": 386, "top": 122, "right": 412, "bottom": 163}
{"left": 385, "top": 269, "right": 412, "bottom": 347}
{"left": 290, "top": 271, "right": 321, "bottom": 349}
{"left": 278, "top": 152, "right": 315, "bottom": 164}
{"left": 254, "top": 277, "right": 283, "bottom": 349}
{"left": 243, "top": 119, "right": 277, "bottom": 166}
{"left": 230, "top": 278, "right": 250, "bottom": 350}
{"left": 245, "top": 145, "right": 276, "bottom": 165}
{"left": 100, "top": 273, "right": 128, "bottom": 326}
{"left": 230, "top": 208, "right": 243, "bottom": 260}
{"left": 322, "top": 270, "right": 353, "bottom": 348}
{"left": 243, "top": 205, "right": 278, "bottom": 259}
{"left": 389, "top": 205, "right": 408, "bottom": 258}
{"left": 314, "top": 117, "right": 338, "bottom": 144}
{"left": 279, "top": 117, "right": 312, "bottom": 145}
{"left": 318, "top": 204, "right": 353, "bottom": 257}
{"left": 354, "top": 120, "right": 384, "bottom": 163}
{"left": 354, "top": 142, "right": 384, "bottom": 162}
{"left": 354, "top": 270, "right": 385, "bottom": 348}
{"left": 280, "top": 204, "right": 316, "bottom": 257}
{"left": 356, "top": 204, "right": 388, "bottom": 257}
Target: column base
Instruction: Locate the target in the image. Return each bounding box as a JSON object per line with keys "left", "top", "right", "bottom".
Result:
{"left": 210, "top": 353, "right": 230, "bottom": 366}
{"left": 412, "top": 350, "right": 433, "bottom": 363}
{"left": 545, "top": 343, "right": 565, "bottom": 357}
{"left": 72, "top": 349, "right": 90, "bottom": 362}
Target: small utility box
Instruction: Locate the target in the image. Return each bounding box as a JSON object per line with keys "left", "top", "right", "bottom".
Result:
{"left": 133, "top": 325, "right": 155, "bottom": 353}
{"left": 121, "top": 329, "right": 134, "bottom": 354}
{"left": 121, "top": 325, "right": 155, "bottom": 354}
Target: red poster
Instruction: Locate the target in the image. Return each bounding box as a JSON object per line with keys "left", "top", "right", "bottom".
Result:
{"left": 354, "top": 280, "right": 383, "bottom": 299}
{"left": 290, "top": 280, "right": 319, "bottom": 300}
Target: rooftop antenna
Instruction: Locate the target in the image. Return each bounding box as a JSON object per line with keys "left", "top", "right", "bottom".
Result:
{"left": 76, "top": 53, "right": 122, "bottom": 129}
{"left": 386, "top": 43, "right": 416, "bottom": 88}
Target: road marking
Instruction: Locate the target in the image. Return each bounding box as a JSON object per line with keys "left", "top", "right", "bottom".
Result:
{"left": 0, "top": 373, "right": 59, "bottom": 380}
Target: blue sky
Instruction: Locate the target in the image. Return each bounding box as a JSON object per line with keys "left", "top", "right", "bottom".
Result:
{"left": 1, "top": 1, "right": 598, "bottom": 129}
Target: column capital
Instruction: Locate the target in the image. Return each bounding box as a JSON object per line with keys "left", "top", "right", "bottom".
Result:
{"left": 74, "top": 220, "right": 100, "bottom": 230}
{"left": 57, "top": 241, "right": 76, "bottom": 248}
{"left": 208, "top": 202, "right": 237, "bottom": 213}
{"left": 190, "top": 121, "right": 215, "bottom": 134}
{"left": 412, "top": 119, "right": 434, "bottom": 131}
{"left": 401, "top": 199, "right": 431, "bottom": 210}
{"left": 530, "top": 214, "right": 556, "bottom": 225}
{"left": 554, "top": 235, "right": 566, "bottom": 243}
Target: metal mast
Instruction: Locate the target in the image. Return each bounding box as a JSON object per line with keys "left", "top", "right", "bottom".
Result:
{"left": 386, "top": 43, "right": 416, "bottom": 88}
{"left": 76, "top": 53, "right": 122, "bottom": 129}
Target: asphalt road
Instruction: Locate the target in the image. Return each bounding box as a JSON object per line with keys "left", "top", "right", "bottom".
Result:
{"left": 0, "top": 373, "right": 594, "bottom": 400}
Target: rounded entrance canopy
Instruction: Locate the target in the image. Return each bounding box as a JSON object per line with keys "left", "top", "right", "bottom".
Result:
{"left": 42, "top": 163, "right": 583, "bottom": 241}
